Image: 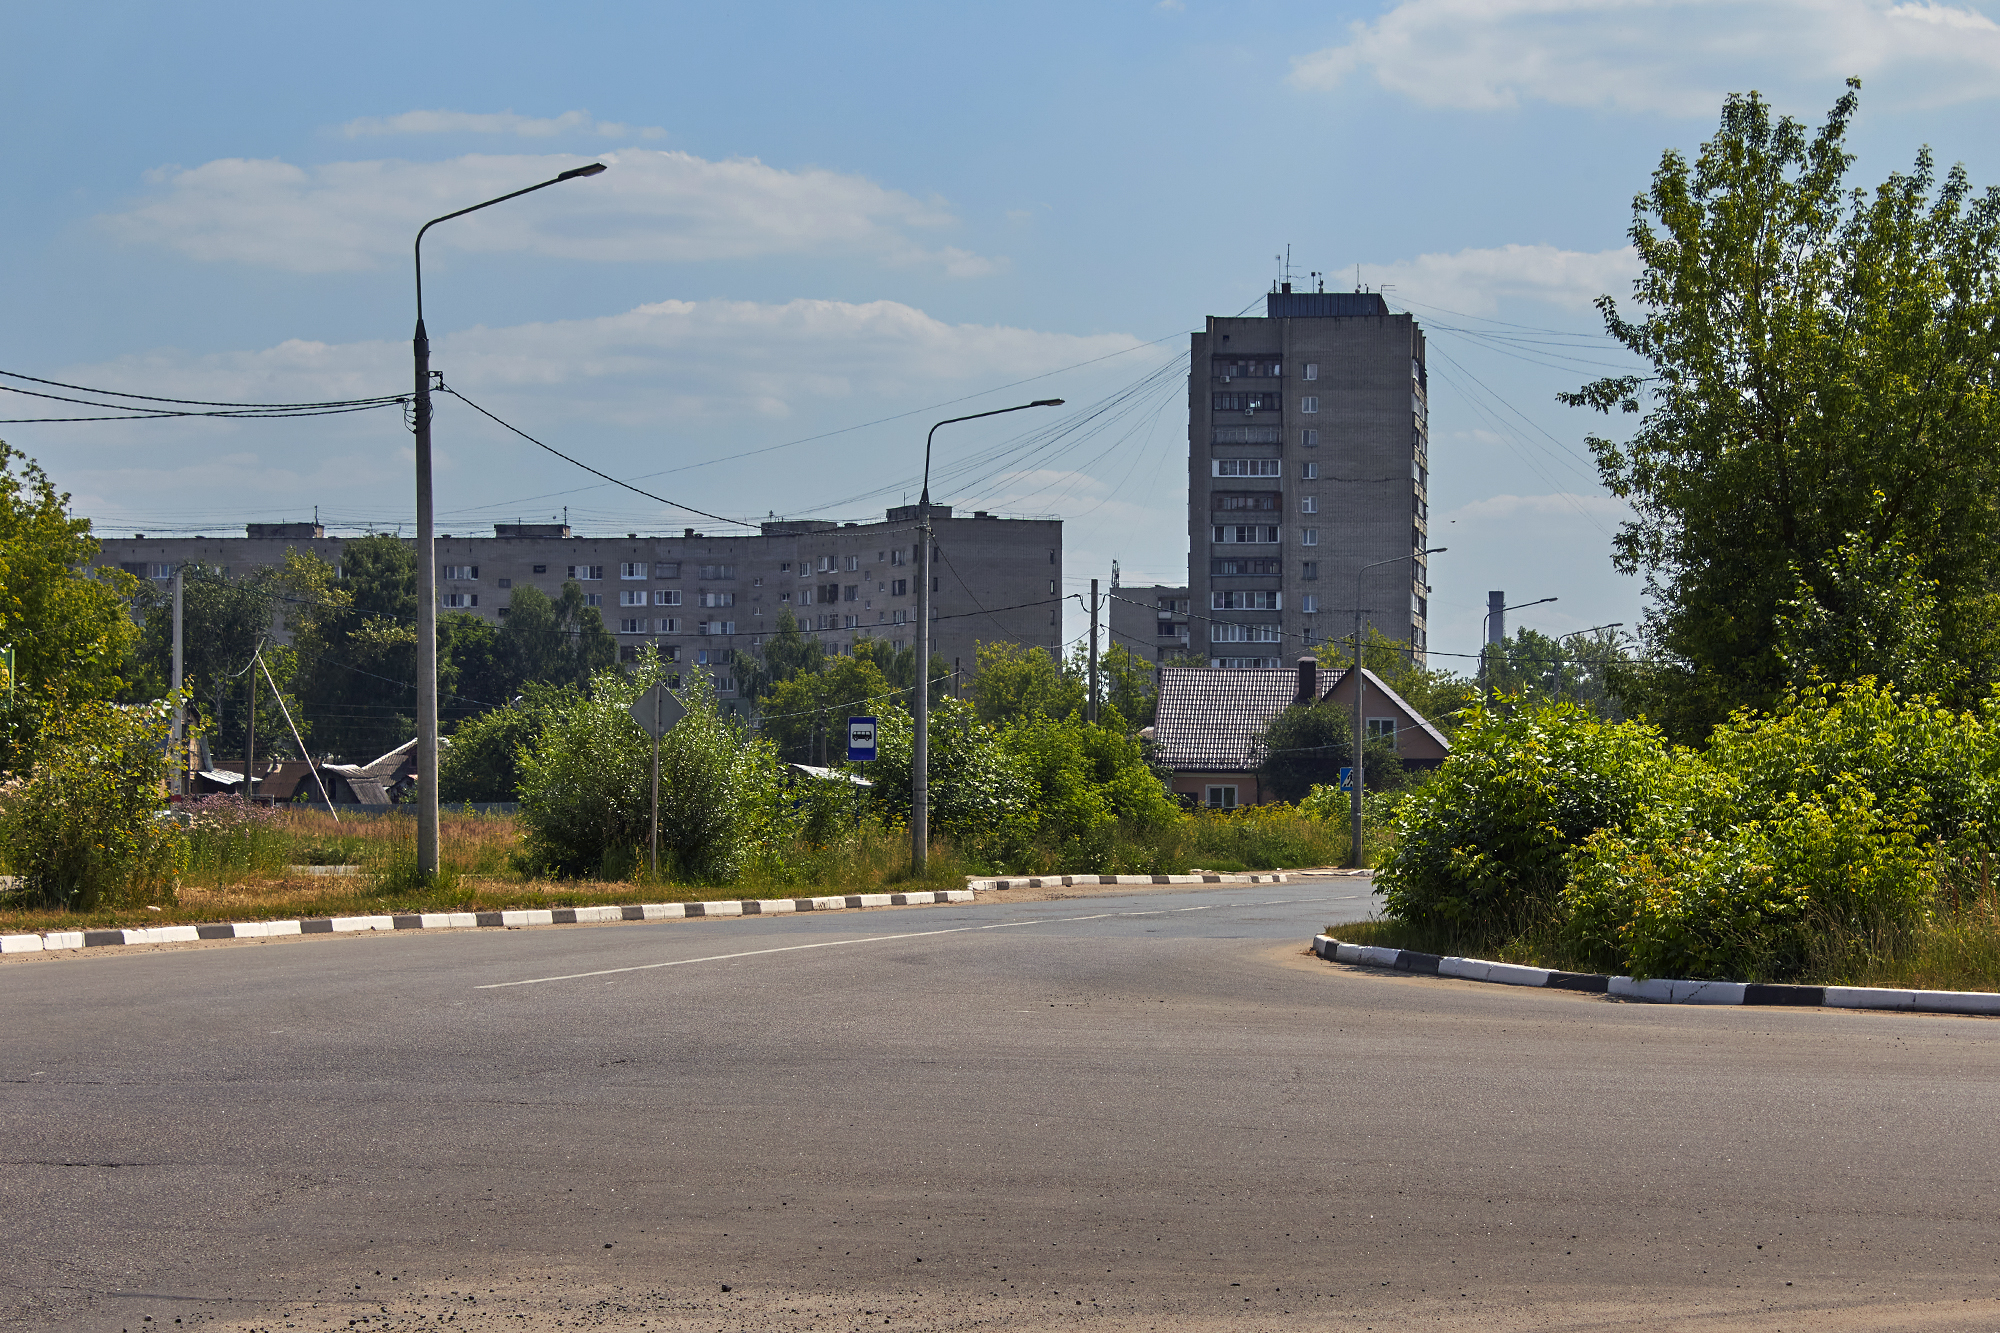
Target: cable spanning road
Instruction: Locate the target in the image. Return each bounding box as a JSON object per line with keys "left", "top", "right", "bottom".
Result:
{"left": 6, "top": 879, "right": 1999, "bottom": 1332}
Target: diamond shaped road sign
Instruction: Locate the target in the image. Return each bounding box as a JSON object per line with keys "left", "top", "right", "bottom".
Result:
{"left": 629, "top": 684, "right": 685, "bottom": 738}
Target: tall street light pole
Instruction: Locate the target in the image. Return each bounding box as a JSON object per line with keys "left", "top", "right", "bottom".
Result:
{"left": 411, "top": 161, "right": 607, "bottom": 875}
{"left": 912, "top": 398, "right": 1063, "bottom": 874}
{"left": 1349, "top": 546, "right": 1447, "bottom": 869}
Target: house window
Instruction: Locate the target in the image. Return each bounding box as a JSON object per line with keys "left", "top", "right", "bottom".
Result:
{"left": 1301, "top": 528, "right": 1318, "bottom": 546}
{"left": 443, "top": 565, "right": 478, "bottom": 580}
{"left": 567, "top": 565, "right": 603, "bottom": 581}
{"left": 658, "top": 617, "right": 679, "bottom": 633}
{"left": 1300, "top": 496, "right": 1317, "bottom": 514}
{"left": 620, "top": 562, "right": 646, "bottom": 580}
{"left": 1367, "top": 718, "right": 1398, "bottom": 742}
{"left": 1301, "top": 462, "right": 1318, "bottom": 479}
{"left": 585, "top": 593, "right": 602, "bottom": 607}
{"left": 891, "top": 579, "right": 908, "bottom": 597}
{"left": 1303, "top": 363, "right": 1318, "bottom": 381}
{"left": 441, "top": 592, "right": 478, "bottom": 609}
{"left": 1302, "top": 560, "right": 1318, "bottom": 580}
{"left": 1302, "top": 429, "right": 1319, "bottom": 448}
{"left": 1301, "top": 396, "right": 1319, "bottom": 414}
{"left": 1205, "top": 785, "right": 1238, "bottom": 810}
{"left": 617, "top": 618, "right": 647, "bottom": 634}
{"left": 699, "top": 592, "right": 736, "bottom": 608}
{"left": 1212, "top": 459, "right": 1281, "bottom": 478}
{"left": 700, "top": 564, "right": 734, "bottom": 579}
{"left": 1302, "top": 593, "right": 1319, "bottom": 614}
{"left": 654, "top": 561, "right": 680, "bottom": 578}
{"left": 619, "top": 590, "right": 647, "bottom": 607}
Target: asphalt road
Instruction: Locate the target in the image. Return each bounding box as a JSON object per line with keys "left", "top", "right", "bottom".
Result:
{"left": 7, "top": 878, "right": 2000, "bottom": 1333}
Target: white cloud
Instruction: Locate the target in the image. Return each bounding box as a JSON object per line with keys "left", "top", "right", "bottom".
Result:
{"left": 1290, "top": 0, "right": 2000, "bottom": 115}
{"left": 1358, "top": 242, "right": 1639, "bottom": 314}
{"left": 340, "top": 109, "right": 667, "bottom": 140}
{"left": 104, "top": 148, "right": 994, "bottom": 275}
{"left": 1446, "top": 492, "right": 1629, "bottom": 521}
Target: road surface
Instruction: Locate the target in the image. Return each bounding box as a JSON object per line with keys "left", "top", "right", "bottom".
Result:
{"left": 6, "top": 878, "right": 1999, "bottom": 1331}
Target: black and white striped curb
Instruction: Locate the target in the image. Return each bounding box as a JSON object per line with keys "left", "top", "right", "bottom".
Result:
{"left": 0, "top": 890, "right": 974, "bottom": 957}
{"left": 1312, "top": 935, "right": 2000, "bottom": 1017}
{"left": 970, "top": 872, "right": 1296, "bottom": 890}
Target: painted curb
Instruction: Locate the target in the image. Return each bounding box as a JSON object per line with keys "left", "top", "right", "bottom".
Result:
{"left": 1311, "top": 935, "right": 2000, "bottom": 1017}
{"left": 0, "top": 889, "right": 976, "bottom": 957}
{"left": 969, "top": 872, "right": 1293, "bottom": 890}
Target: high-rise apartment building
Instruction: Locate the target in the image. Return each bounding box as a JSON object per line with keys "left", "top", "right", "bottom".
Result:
{"left": 1187, "top": 287, "right": 1430, "bottom": 666}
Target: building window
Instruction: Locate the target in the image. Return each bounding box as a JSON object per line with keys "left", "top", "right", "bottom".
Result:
{"left": 699, "top": 564, "right": 734, "bottom": 580}
{"left": 818, "top": 556, "right": 833, "bottom": 573}
{"left": 658, "top": 617, "right": 679, "bottom": 633}
{"left": 696, "top": 648, "right": 735, "bottom": 665}
{"left": 1300, "top": 528, "right": 1319, "bottom": 546}
{"left": 567, "top": 564, "right": 602, "bottom": 581}
{"left": 1414, "top": 593, "right": 1427, "bottom": 618}
{"left": 1212, "top": 459, "right": 1282, "bottom": 479}
{"left": 1214, "top": 358, "right": 1281, "bottom": 379}
{"left": 1301, "top": 462, "right": 1318, "bottom": 479}
{"left": 1302, "top": 428, "right": 1319, "bottom": 448}
{"left": 618, "top": 590, "right": 645, "bottom": 607}
{"left": 1300, "top": 396, "right": 1319, "bottom": 414}
{"left": 1303, "top": 363, "right": 1318, "bottom": 381}
{"left": 843, "top": 585, "right": 858, "bottom": 602}
{"left": 699, "top": 620, "right": 736, "bottom": 635}
{"left": 654, "top": 589, "right": 681, "bottom": 606}
{"left": 585, "top": 593, "right": 602, "bottom": 607}
{"left": 497, "top": 578, "right": 512, "bottom": 589}
{"left": 654, "top": 561, "right": 680, "bottom": 578}
{"left": 891, "top": 549, "right": 907, "bottom": 566}
{"left": 893, "top": 609, "right": 908, "bottom": 625}
{"left": 532, "top": 564, "right": 547, "bottom": 574}
{"left": 1212, "top": 590, "right": 1281, "bottom": 610}
{"left": 846, "top": 555, "right": 860, "bottom": 571}
{"left": 1300, "top": 496, "right": 1317, "bottom": 514}
{"left": 617, "top": 618, "right": 647, "bottom": 634}
{"left": 1302, "top": 560, "right": 1318, "bottom": 580}
{"left": 1213, "top": 391, "right": 1282, "bottom": 413}
{"left": 1210, "top": 557, "right": 1282, "bottom": 577}
{"left": 1302, "top": 593, "right": 1319, "bottom": 614}
{"left": 891, "top": 579, "right": 908, "bottom": 597}
{"left": 1367, "top": 718, "right": 1398, "bottom": 741}
{"left": 844, "top": 615, "right": 857, "bottom": 629}
{"left": 1212, "top": 525, "right": 1281, "bottom": 545}
{"left": 1205, "top": 785, "right": 1238, "bottom": 809}
{"left": 700, "top": 591, "right": 736, "bottom": 607}
{"left": 1210, "top": 656, "right": 1280, "bottom": 669}
{"left": 1049, "top": 549, "right": 1057, "bottom": 565}
{"left": 443, "top": 565, "right": 478, "bottom": 580}
{"left": 1210, "top": 623, "right": 1281, "bottom": 643}
{"left": 441, "top": 592, "right": 478, "bottom": 609}
{"left": 620, "top": 562, "right": 646, "bottom": 579}
{"left": 149, "top": 563, "right": 176, "bottom": 579}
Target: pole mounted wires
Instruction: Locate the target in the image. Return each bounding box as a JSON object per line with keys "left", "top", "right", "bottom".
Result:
{"left": 0, "top": 370, "right": 409, "bottom": 423}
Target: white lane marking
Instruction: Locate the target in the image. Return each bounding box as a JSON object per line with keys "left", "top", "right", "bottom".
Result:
{"left": 479, "top": 893, "right": 1356, "bottom": 989}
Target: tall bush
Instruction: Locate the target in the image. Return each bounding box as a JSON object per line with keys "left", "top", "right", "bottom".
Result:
{"left": 0, "top": 696, "right": 185, "bottom": 910}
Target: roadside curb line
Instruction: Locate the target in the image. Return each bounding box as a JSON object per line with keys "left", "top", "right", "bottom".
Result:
{"left": 0, "top": 890, "right": 977, "bottom": 956}
{"left": 970, "top": 872, "right": 1294, "bottom": 890}
{"left": 1311, "top": 934, "right": 2000, "bottom": 1017}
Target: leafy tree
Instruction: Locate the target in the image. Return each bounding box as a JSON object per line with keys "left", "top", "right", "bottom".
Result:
{"left": 0, "top": 442, "right": 140, "bottom": 769}
{"left": 494, "top": 582, "right": 615, "bottom": 692}
{"left": 1259, "top": 701, "right": 1356, "bottom": 803}
{"left": 758, "top": 654, "right": 897, "bottom": 764}
{"left": 439, "top": 684, "right": 577, "bottom": 802}
{"left": 1563, "top": 81, "right": 2000, "bottom": 739}
{"left": 1312, "top": 627, "right": 1480, "bottom": 736}
{"left": 1477, "top": 628, "right": 1630, "bottom": 721}
{"left": 742, "top": 608, "right": 823, "bottom": 702}
{"left": 971, "top": 641, "right": 1083, "bottom": 725}
{"left": 997, "top": 707, "right": 1179, "bottom": 866}
{"left": 1099, "top": 642, "right": 1159, "bottom": 728}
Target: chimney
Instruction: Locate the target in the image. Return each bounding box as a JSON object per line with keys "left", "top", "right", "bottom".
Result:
{"left": 1487, "top": 591, "right": 1506, "bottom": 645}
{"left": 1295, "top": 655, "right": 1318, "bottom": 706}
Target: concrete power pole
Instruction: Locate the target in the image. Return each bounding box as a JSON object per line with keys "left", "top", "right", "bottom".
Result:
{"left": 170, "top": 566, "right": 184, "bottom": 795}
{"left": 1088, "top": 578, "right": 1100, "bottom": 724}
{"left": 912, "top": 516, "right": 931, "bottom": 874}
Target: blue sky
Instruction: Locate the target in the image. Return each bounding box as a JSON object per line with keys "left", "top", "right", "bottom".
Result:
{"left": 7, "top": 0, "right": 2000, "bottom": 666}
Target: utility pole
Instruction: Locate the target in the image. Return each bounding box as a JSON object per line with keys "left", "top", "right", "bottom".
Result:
{"left": 170, "top": 566, "right": 184, "bottom": 796}
{"left": 1088, "top": 578, "right": 1100, "bottom": 724}
{"left": 1350, "top": 606, "right": 1366, "bottom": 868}
{"left": 243, "top": 661, "right": 256, "bottom": 810}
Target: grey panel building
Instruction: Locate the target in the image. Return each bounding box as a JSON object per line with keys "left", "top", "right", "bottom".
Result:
{"left": 1107, "top": 581, "right": 1191, "bottom": 664}
{"left": 1188, "top": 287, "right": 1430, "bottom": 667}
{"left": 94, "top": 507, "right": 1062, "bottom": 704}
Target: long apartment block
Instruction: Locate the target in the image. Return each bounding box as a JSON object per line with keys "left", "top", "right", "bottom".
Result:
{"left": 1188, "top": 287, "right": 1430, "bottom": 667}
{"left": 94, "top": 507, "right": 1063, "bottom": 701}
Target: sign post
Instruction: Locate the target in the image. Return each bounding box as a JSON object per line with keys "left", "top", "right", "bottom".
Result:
{"left": 630, "top": 685, "right": 684, "bottom": 878}
{"left": 848, "top": 716, "right": 877, "bottom": 836}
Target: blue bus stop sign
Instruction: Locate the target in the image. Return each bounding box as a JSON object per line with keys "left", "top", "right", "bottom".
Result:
{"left": 847, "top": 716, "right": 878, "bottom": 762}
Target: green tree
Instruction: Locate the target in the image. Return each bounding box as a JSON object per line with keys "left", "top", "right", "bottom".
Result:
{"left": 439, "top": 683, "right": 577, "bottom": 802}
{"left": 742, "top": 608, "right": 823, "bottom": 702}
{"left": 0, "top": 442, "right": 140, "bottom": 769}
{"left": 1477, "top": 628, "right": 1630, "bottom": 720}
{"left": 971, "top": 641, "right": 1084, "bottom": 725}
{"left": 495, "top": 582, "right": 615, "bottom": 692}
{"left": 758, "top": 654, "right": 897, "bottom": 765}
{"left": 1099, "top": 642, "right": 1159, "bottom": 728}
{"left": 1563, "top": 81, "right": 2000, "bottom": 739}
{"left": 1258, "top": 700, "right": 1355, "bottom": 803}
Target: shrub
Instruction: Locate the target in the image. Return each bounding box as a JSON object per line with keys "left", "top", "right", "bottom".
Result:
{"left": 867, "top": 698, "right": 1032, "bottom": 863}
{"left": 0, "top": 696, "right": 185, "bottom": 910}
{"left": 1376, "top": 699, "right": 1702, "bottom": 933}
{"left": 180, "top": 794, "right": 292, "bottom": 882}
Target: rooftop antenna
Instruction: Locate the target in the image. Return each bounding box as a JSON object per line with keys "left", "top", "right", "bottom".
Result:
{"left": 1111, "top": 558, "right": 1121, "bottom": 589}
{"left": 1355, "top": 263, "right": 1362, "bottom": 293}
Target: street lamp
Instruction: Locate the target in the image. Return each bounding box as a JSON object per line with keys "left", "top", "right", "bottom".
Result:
{"left": 1348, "top": 546, "right": 1446, "bottom": 869}
{"left": 1478, "top": 595, "right": 1558, "bottom": 694}
{"left": 911, "top": 398, "right": 1063, "bottom": 874}
{"left": 410, "top": 161, "right": 608, "bottom": 875}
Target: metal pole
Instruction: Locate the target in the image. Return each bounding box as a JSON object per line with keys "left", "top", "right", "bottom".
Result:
{"left": 244, "top": 656, "right": 256, "bottom": 811}
{"left": 1350, "top": 608, "right": 1365, "bottom": 868}
{"left": 1088, "top": 578, "right": 1100, "bottom": 724}
{"left": 170, "top": 566, "right": 184, "bottom": 796}
{"left": 408, "top": 161, "right": 608, "bottom": 879}
{"left": 650, "top": 691, "right": 661, "bottom": 879}
{"left": 913, "top": 513, "right": 931, "bottom": 874}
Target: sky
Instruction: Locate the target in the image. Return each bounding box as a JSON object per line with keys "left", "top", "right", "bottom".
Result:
{"left": 7, "top": 0, "right": 2000, "bottom": 668}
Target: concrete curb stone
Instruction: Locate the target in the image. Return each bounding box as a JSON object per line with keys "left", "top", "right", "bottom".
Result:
{"left": 969, "top": 872, "right": 1292, "bottom": 890}
{"left": 1313, "top": 934, "right": 2000, "bottom": 1017}
{"left": 0, "top": 889, "right": 977, "bottom": 956}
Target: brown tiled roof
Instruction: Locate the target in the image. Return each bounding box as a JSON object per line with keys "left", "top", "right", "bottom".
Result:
{"left": 1151, "top": 667, "right": 1302, "bottom": 772}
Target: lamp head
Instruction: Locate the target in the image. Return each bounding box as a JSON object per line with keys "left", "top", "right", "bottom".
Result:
{"left": 557, "top": 162, "right": 610, "bottom": 182}
{"left": 1030, "top": 399, "right": 1065, "bottom": 408}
